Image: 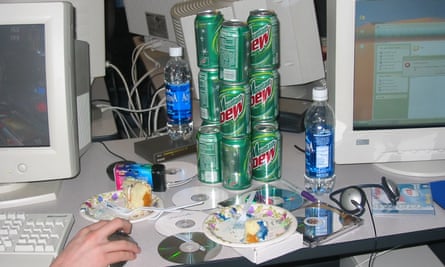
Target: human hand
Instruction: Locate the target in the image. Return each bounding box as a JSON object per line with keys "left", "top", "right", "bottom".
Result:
{"left": 50, "top": 218, "right": 141, "bottom": 267}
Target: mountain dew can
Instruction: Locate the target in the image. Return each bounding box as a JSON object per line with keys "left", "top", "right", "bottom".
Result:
{"left": 249, "top": 68, "right": 279, "bottom": 121}
{"left": 219, "top": 19, "right": 250, "bottom": 83}
{"left": 248, "top": 9, "right": 279, "bottom": 69}
{"left": 197, "top": 124, "right": 222, "bottom": 184}
{"left": 198, "top": 69, "right": 220, "bottom": 123}
{"left": 222, "top": 135, "right": 251, "bottom": 190}
{"left": 251, "top": 122, "right": 281, "bottom": 182}
{"left": 219, "top": 82, "right": 251, "bottom": 136}
{"left": 195, "top": 10, "right": 223, "bottom": 69}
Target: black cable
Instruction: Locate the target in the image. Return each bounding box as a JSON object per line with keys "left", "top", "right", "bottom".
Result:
{"left": 366, "top": 197, "right": 378, "bottom": 267}
{"left": 294, "top": 144, "right": 305, "bottom": 153}
{"left": 99, "top": 141, "right": 127, "bottom": 161}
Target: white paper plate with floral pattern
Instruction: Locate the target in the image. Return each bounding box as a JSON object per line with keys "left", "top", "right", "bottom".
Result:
{"left": 79, "top": 190, "right": 163, "bottom": 223}
{"left": 203, "top": 203, "right": 298, "bottom": 247}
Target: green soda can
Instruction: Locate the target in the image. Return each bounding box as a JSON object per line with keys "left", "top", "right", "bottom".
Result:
{"left": 198, "top": 69, "right": 220, "bottom": 123}
{"left": 219, "top": 19, "right": 250, "bottom": 83}
{"left": 197, "top": 124, "right": 222, "bottom": 184}
{"left": 222, "top": 135, "right": 251, "bottom": 190}
{"left": 219, "top": 82, "right": 251, "bottom": 136}
{"left": 249, "top": 68, "right": 279, "bottom": 121}
{"left": 195, "top": 10, "right": 223, "bottom": 69}
{"left": 248, "top": 9, "right": 279, "bottom": 69}
{"left": 251, "top": 122, "right": 281, "bottom": 182}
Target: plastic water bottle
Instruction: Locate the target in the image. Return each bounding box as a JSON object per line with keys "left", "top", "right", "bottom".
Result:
{"left": 304, "top": 86, "right": 335, "bottom": 195}
{"left": 164, "top": 47, "right": 193, "bottom": 140}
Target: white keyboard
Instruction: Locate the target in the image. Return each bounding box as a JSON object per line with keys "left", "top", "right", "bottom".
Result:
{"left": 0, "top": 212, "right": 74, "bottom": 266}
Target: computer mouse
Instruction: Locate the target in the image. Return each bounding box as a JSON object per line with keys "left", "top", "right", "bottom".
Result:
{"left": 108, "top": 231, "right": 138, "bottom": 267}
{"left": 106, "top": 160, "right": 136, "bottom": 181}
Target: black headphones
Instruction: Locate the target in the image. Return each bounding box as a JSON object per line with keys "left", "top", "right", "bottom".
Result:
{"left": 329, "top": 177, "right": 400, "bottom": 216}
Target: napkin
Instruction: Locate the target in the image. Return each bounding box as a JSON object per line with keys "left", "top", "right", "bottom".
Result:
{"left": 430, "top": 180, "right": 445, "bottom": 209}
{"left": 233, "top": 232, "right": 303, "bottom": 264}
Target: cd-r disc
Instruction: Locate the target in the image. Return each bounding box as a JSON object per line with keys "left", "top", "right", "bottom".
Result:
{"left": 163, "top": 161, "right": 197, "bottom": 188}
{"left": 172, "top": 186, "right": 229, "bottom": 210}
{"left": 256, "top": 186, "right": 304, "bottom": 211}
{"left": 158, "top": 232, "right": 221, "bottom": 264}
{"left": 155, "top": 210, "right": 208, "bottom": 236}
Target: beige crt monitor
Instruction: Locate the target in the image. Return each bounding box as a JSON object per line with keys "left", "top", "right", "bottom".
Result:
{"left": 124, "top": 0, "right": 325, "bottom": 100}
{"left": 327, "top": 0, "right": 445, "bottom": 177}
{"left": 0, "top": 2, "right": 85, "bottom": 207}
{"left": 171, "top": 0, "right": 325, "bottom": 98}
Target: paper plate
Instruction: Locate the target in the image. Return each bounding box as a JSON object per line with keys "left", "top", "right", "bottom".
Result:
{"left": 203, "top": 203, "right": 298, "bottom": 248}
{"left": 79, "top": 190, "right": 163, "bottom": 223}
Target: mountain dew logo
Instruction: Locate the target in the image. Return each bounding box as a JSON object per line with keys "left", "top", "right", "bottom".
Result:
{"left": 252, "top": 139, "right": 277, "bottom": 169}
{"left": 251, "top": 78, "right": 273, "bottom": 107}
{"left": 220, "top": 94, "right": 245, "bottom": 123}
{"left": 251, "top": 25, "right": 270, "bottom": 52}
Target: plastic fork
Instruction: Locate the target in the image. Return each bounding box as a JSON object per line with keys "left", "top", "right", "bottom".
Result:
{"left": 102, "top": 200, "right": 205, "bottom": 217}
{"left": 234, "top": 191, "right": 256, "bottom": 229}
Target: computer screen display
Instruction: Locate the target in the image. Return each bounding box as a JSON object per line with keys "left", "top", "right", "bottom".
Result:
{"left": 353, "top": 0, "right": 445, "bottom": 130}
{"left": 0, "top": 24, "right": 50, "bottom": 147}
{"left": 327, "top": 0, "right": 445, "bottom": 177}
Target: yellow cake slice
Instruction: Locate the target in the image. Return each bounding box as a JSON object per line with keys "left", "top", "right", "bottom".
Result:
{"left": 122, "top": 178, "right": 152, "bottom": 209}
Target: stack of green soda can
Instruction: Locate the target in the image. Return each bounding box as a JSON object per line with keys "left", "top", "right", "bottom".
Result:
{"left": 194, "top": 10, "right": 224, "bottom": 185}
{"left": 194, "top": 9, "right": 282, "bottom": 190}
{"left": 248, "top": 9, "right": 282, "bottom": 183}
{"left": 218, "top": 19, "right": 252, "bottom": 190}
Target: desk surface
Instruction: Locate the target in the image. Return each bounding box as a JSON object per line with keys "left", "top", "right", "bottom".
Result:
{"left": 7, "top": 131, "right": 445, "bottom": 266}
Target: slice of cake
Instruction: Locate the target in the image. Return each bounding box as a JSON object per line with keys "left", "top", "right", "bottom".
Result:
{"left": 122, "top": 178, "right": 152, "bottom": 209}
{"left": 245, "top": 219, "right": 268, "bottom": 243}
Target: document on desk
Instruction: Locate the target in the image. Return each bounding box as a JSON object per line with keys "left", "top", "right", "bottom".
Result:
{"left": 233, "top": 232, "right": 303, "bottom": 264}
{"left": 371, "top": 183, "right": 435, "bottom": 215}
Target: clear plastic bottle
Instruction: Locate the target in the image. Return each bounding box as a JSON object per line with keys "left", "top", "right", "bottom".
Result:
{"left": 304, "top": 86, "right": 335, "bottom": 195}
{"left": 164, "top": 47, "right": 193, "bottom": 140}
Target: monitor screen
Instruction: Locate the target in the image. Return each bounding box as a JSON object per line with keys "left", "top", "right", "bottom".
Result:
{"left": 327, "top": 0, "right": 445, "bottom": 177}
{"left": 0, "top": 24, "right": 50, "bottom": 147}
{"left": 353, "top": 0, "right": 445, "bottom": 131}
{"left": 0, "top": 2, "right": 80, "bottom": 207}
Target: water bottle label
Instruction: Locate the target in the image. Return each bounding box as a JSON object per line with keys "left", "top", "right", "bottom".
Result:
{"left": 166, "top": 82, "right": 192, "bottom": 123}
{"left": 305, "top": 130, "right": 335, "bottom": 178}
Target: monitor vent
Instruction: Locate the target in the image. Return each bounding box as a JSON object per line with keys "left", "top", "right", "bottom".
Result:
{"left": 171, "top": 0, "right": 216, "bottom": 17}
{"left": 171, "top": 0, "right": 214, "bottom": 47}
{"left": 171, "top": 0, "right": 231, "bottom": 47}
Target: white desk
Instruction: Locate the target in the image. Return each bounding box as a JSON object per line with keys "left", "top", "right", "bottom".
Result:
{"left": 6, "top": 131, "right": 445, "bottom": 266}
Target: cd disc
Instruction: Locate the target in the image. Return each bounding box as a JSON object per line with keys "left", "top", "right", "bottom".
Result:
{"left": 155, "top": 210, "right": 208, "bottom": 236}
{"left": 172, "top": 186, "right": 229, "bottom": 210}
{"left": 255, "top": 185, "right": 304, "bottom": 211}
{"left": 163, "top": 161, "right": 197, "bottom": 188}
{"left": 158, "top": 232, "right": 221, "bottom": 264}
{"left": 217, "top": 185, "right": 304, "bottom": 211}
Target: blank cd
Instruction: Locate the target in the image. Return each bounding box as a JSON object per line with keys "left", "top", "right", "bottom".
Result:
{"left": 158, "top": 232, "right": 221, "bottom": 264}
{"left": 163, "top": 161, "right": 197, "bottom": 188}
{"left": 155, "top": 210, "right": 208, "bottom": 236}
{"left": 172, "top": 186, "right": 229, "bottom": 210}
{"left": 256, "top": 186, "right": 304, "bottom": 211}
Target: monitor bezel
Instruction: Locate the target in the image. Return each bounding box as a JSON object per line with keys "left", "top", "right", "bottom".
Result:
{"left": 0, "top": 2, "right": 79, "bottom": 183}
{"left": 327, "top": 0, "right": 445, "bottom": 169}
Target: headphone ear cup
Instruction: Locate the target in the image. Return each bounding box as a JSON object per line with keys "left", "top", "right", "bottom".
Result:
{"left": 339, "top": 187, "right": 366, "bottom": 216}
{"left": 381, "top": 177, "right": 400, "bottom": 205}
